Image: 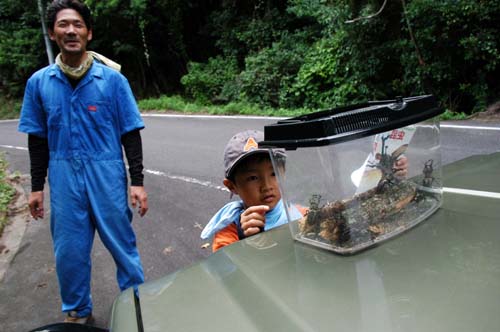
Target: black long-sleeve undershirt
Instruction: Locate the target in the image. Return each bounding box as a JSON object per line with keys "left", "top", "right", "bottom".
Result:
{"left": 28, "top": 129, "right": 144, "bottom": 191}
{"left": 121, "top": 129, "right": 144, "bottom": 186}
{"left": 28, "top": 134, "right": 49, "bottom": 192}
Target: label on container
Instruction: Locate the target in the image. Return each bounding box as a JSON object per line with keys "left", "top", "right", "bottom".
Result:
{"left": 352, "top": 126, "right": 416, "bottom": 193}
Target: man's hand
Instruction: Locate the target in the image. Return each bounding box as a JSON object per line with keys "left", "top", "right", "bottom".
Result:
{"left": 29, "top": 191, "right": 44, "bottom": 220}
{"left": 130, "top": 186, "right": 148, "bottom": 217}
{"left": 241, "top": 205, "right": 269, "bottom": 237}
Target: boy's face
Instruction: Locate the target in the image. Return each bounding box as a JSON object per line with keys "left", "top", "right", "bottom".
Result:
{"left": 224, "top": 155, "right": 281, "bottom": 210}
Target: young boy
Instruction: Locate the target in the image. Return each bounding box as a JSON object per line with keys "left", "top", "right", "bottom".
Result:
{"left": 201, "top": 130, "right": 302, "bottom": 252}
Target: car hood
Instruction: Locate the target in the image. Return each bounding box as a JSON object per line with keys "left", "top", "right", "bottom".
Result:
{"left": 111, "top": 153, "right": 500, "bottom": 332}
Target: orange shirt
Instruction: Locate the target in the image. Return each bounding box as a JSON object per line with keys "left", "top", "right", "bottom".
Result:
{"left": 212, "top": 223, "right": 239, "bottom": 252}
{"left": 211, "top": 205, "right": 308, "bottom": 252}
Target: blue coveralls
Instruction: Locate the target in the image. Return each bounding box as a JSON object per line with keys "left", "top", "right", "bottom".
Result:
{"left": 18, "top": 62, "right": 145, "bottom": 317}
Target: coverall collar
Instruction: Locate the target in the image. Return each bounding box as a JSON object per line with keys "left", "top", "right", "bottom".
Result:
{"left": 48, "top": 63, "right": 105, "bottom": 89}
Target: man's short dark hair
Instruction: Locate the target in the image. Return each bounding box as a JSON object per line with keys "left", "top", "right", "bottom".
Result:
{"left": 47, "top": 0, "right": 92, "bottom": 30}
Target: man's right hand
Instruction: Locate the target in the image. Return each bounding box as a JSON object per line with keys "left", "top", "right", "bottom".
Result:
{"left": 29, "top": 191, "right": 44, "bottom": 220}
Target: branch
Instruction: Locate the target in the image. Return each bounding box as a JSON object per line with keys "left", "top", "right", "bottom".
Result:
{"left": 400, "top": 0, "right": 426, "bottom": 66}
{"left": 345, "top": 0, "right": 388, "bottom": 23}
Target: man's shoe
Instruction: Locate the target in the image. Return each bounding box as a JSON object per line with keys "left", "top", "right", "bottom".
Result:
{"left": 64, "top": 311, "right": 93, "bottom": 325}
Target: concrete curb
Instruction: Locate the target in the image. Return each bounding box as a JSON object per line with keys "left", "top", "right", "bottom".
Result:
{"left": 0, "top": 174, "right": 30, "bottom": 283}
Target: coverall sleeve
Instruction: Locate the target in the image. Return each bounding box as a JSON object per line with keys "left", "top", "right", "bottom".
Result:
{"left": 115, "top": 74, "right": 144, "bottom": 136}
{"left": 18, "top": 77, "right": 47, "bottom": 138}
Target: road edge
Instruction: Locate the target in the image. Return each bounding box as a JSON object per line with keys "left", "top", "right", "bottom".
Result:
{"left": 0, "top": 175, "right": 30, "bottom": 283}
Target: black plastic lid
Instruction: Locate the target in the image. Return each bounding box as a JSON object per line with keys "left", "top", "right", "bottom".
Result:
{"left": 260, "top": 95, "right": 443, "bottom": 149}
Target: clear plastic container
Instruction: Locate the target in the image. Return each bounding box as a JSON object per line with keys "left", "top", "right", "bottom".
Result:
{"left": 260, "top": 95, "right": 444, "bottom": 254}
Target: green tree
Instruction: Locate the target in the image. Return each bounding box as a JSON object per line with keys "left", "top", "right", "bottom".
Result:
{"left": 1, "top": 0, "right": 499, "bottom": 114}
{"left": 0, "top": 0, "right": 48, "bottom": 98}
{"left": 398, "top": 0, "right": 500, "bottom": 113}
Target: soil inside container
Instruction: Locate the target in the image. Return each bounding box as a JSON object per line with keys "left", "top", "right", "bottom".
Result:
{"left": 297, "top": 180, "right": 441, "bottom": 254}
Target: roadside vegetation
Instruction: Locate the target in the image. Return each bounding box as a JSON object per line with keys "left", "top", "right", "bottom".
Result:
{"left": 0, "top": 94, "right": 480, "bottom": 121}
{"left": 139, "top": 95, "right": 309, "bottom": 117}
{"left": 0, "top": 153, "right": 16, "bottom": 236}
{"left": 0, "top": 96, "right": 21, "bottom": 120}
{"left": 138, "top": 95, "right": 474, "bottom": 120}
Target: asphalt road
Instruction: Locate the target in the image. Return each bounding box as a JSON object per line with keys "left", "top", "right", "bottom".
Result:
{"left": 0, "top": 115, "right": 499, "bottom": 331}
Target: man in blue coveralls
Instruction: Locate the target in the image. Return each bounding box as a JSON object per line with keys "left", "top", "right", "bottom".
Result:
{"left": 18, "top": 0, "right": 148, "bottom": 325}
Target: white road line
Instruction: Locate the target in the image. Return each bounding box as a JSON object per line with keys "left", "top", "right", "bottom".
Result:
{"left": 4, "top": 115, "right": 500, "bottom": 129}
{"left": 2, "top": 144, "right": 500, "bottom": 198}
{"left": 441, "top": 124, "right": 500, "bottom": 131}
{"left": 141, "top": 114, "right": 500, "bottom": 130}
{"left": 2, "top": 118, "right": 500, "bottom": 194}
{"left": 443, "top": 187, "right": 500, "bottom": 199}
{"left": 0, "top": 145, "right": 27, "bottom": 151}
{"left": 145, "top": 169, "right": 229, "bottom": 192}
{"left": 0, "top": 144, "right": 227, "bottom": 192}
{"left": 141, "top": 113, "right": 282, "bottom": 120}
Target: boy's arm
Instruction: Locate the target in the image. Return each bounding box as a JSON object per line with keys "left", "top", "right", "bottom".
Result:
{"left": 212, "top": 223, "right": 239, "bottom": 252}
{"left": 211, "top": 205, "right": 269, "bottom": 252}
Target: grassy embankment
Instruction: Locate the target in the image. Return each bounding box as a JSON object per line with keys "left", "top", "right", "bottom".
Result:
{"left": 0, "top": 153, "right": 16, "bottom": 236}
{"left": 137, "top": 95, "right": 308, "bottom": 117}
{"left": 1, "top": 94, "right": 470, "bottom": 120}
{"left": 138, "top": 95, "right": 471, "bottom": 120}
{"left": 0, "top": 96, "right": 22, "bottom": 120}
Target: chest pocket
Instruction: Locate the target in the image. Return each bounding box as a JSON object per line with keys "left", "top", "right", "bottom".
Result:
{"left": 78, "top": 100, "right": 113, "bottom": 129}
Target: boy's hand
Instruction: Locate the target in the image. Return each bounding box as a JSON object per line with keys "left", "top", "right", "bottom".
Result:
{"left": 241, "top": 205, "right": 269, "bottom": 237}
{"left": 394, "top": 155, "right": 409, "bottom": 179}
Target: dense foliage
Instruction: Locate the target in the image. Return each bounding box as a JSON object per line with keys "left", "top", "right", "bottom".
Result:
{"left": 1, "top": 0, "right": 499, "bottom": 114}
{"left": 0, "top": 0, "right": 47, "bottom": 97}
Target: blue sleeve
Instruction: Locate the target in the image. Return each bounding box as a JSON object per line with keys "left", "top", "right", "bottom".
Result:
{"left": 115, "top": 74, "right": 144, "bottom": 136}
{"left": 18, "top": 77, "right": 48, "bottom": 138}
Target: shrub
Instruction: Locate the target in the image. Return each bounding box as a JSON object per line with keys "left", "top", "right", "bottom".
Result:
{"left": 238, "top": 32, "right": 311, "bottom": 108}
{"left": 180, "top": 56, "right": 239, "bottom": 104}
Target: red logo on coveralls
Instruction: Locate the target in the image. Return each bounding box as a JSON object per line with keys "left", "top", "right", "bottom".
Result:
{"left": 87, "top": 105, "right": 97, "bottom": 112}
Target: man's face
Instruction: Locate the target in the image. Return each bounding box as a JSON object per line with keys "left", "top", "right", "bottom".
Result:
{"left": 226, "top": 155, "right": 282, "bottom": 210}
{"left": 49, "top": 8, "right": 92, "bottom": 56}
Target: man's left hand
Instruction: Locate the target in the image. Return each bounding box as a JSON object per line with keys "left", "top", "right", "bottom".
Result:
{"left": 130, "top": 186, "right": 148, "bottom": 217}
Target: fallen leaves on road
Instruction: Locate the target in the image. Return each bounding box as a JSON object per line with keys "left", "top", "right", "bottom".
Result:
{"left": 162, "top": 246, "right": 173, "bottom": 255}
{"left": 36, "top": 282, "right": 47, "bottom": 289}
{"left": 201, "top": 243, "right": 210, "bottom": 249}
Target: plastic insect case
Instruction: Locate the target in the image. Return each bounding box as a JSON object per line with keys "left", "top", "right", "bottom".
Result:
{"left": 260, "top": 95, "right": 444, "bottom": 254}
